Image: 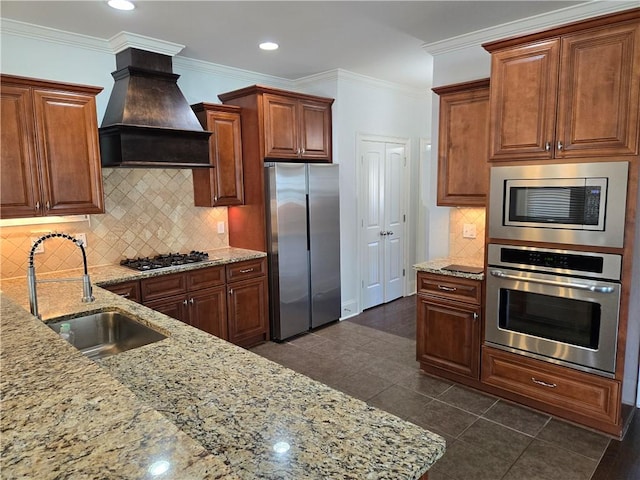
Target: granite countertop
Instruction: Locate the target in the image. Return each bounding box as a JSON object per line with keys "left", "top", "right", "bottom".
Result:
{"left": 1, "top": 247, "right": 446, "bottom": 479}
{"left": 414, "top": 257, "right": 485, "bottom": 281}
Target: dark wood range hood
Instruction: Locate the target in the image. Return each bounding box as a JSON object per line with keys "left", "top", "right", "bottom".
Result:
{"left": 99, "top": 48, "right": 212, "bottom": 168}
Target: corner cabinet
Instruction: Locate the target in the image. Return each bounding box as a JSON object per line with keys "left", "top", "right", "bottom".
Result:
{"left": 191, "top": 103, "right": 244, "bottom": 207}
{"left": 416, "top": 271, "right": 483, "bottom": 384}
{"left": 0, "top": 74, "right": 104, "bottom": 219}
{"left": 484, "top": 10, "right": 640, "bottom": 161}
{"left": 432, "top": 79, "right": 490, "bottom": 206}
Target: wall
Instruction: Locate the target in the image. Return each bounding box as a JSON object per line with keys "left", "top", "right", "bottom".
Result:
{"left": 0, "top": 21, "right": 430, "bottom": 320}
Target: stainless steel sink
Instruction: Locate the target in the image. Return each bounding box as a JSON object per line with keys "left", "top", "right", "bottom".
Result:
{"left": 48, "top": 311, "right": 167, "bottom": 360}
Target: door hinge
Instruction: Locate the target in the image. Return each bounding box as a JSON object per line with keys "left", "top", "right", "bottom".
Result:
{"left": 404, "top": 157, "right": 407, "bottom": 167}
{"left": 403, "top": 268, "right": 406, "bottom": 277}
{"left": 403, "top": 214, "right": 406, "bottom": 222}
{"left": 362, "top": 280, "right": 364, "bottom": 289}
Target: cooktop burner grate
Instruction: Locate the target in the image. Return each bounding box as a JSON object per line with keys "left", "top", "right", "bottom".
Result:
{"left": 120, "top": 251, "right": 209, "bottom": 271}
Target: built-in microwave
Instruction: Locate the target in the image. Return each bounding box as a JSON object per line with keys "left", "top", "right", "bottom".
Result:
{"left": 489, "top": 161, "right": 629, "bottom": 248}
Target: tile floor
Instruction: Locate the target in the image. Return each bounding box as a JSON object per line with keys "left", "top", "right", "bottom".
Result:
{"left": 249, "top": 296, "right": 613, "bottom": 480}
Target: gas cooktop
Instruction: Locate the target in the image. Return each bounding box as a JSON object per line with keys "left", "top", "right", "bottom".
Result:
{"left": 120, "top": 251, "right": 210, "bottom": 271}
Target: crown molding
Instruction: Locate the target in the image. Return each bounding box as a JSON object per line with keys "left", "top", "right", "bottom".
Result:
{"left": 172, "top": 56, "right": 293, "bottom": 89}
{"left": 108, "top": 31, "right": 184, "bottom": 56}
{"left": 296, "top": 68, "right": 427, "bottom": 97}
{"left": 0, "top": 18, "right": 109, "bottom": 53}
{"left": 423, "top": 1, "right": 639, "bottom": 55}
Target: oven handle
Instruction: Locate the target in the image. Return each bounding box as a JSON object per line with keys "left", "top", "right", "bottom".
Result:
{"left": 489, "top": 270, "right": 616, "bottom": 293}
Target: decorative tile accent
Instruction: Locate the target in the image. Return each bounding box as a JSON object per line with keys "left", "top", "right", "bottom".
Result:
{"left": 449, "top": 207, "right": 485, "bottom": 263}
{"left": 0, "top": 169, "right": 228, "bottom": 278}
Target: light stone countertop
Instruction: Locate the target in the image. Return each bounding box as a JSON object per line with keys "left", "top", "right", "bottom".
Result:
{"left": 1, "top": 246, "right": 446, "bottom": 479}
{"left": 414, "top": 257, "right": 485, "bottom": 281}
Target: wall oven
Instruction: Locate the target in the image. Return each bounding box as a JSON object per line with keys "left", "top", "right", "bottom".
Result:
{"left": 485, "top": 244, "right": 622, "bottom": 377}
{"left": 489, "top": 161, "right": 628, "bottom": 248}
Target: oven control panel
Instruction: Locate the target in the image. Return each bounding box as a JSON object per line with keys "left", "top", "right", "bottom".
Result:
{"left": 500, "top": 248, "right": 602, "bottom": 273}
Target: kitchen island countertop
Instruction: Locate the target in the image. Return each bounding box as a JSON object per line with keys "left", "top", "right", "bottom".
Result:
{"left": 1, "top": 247, "right": 445, "bottom": 479}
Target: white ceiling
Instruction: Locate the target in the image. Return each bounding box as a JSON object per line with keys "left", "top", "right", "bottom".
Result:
{"left": 0, "top": 1, "right": 601, "bottom": 89}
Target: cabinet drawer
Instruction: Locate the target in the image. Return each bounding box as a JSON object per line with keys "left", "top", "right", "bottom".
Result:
{"left": 482, "top": 346, "right": 620, "bottom": 425}
{"left": 417, "top": 272, "right": 482, "bottom": 305}
{"left": 141, "top": 273, "right": 187, "bottom": 302}
{"left": 102, "top": 280, "right": 141, "bottom": 303}
{"left": 186, "top": 265, "right": 225, "bottom": 291}
{"left": 226, "top": 258, "right": 267, "bottom": 283}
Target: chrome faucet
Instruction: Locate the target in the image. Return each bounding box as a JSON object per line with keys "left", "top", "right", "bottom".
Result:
{"left": 27, "top": 233, "right": 94, "bottom": 319}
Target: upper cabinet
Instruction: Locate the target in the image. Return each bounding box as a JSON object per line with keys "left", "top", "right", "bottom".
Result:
{"left": 485, "top": 10, "right": 640, "bottom": 161}
{"left": 1, "top": 74, "right": 104, "bottom": 219}
{"left": 219, "top": 85, "right": 334, "bottom": 163}
{"left": 191, "top": 103, "right": 244, "bottom": 207}
{"left": 433, "top": 79, "right": 490, "bottom": 206}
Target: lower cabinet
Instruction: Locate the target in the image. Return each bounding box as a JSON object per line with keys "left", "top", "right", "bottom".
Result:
{"left": 137, "top": 258, "right": 267, "bottom": 347}
{"left": 482, "top": 346, "right": 621, "bottom": 431}
{"left": 416, "top": 272, "right": 482, "bottom": 384}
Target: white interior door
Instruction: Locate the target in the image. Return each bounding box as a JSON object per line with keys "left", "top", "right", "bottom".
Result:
{"left": 361, "top": 140, "right": 406, "bottom": 310}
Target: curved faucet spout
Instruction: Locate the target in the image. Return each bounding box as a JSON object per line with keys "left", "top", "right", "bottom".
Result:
{"left": 27, "top": 232, "right": 94, "bottom": 320}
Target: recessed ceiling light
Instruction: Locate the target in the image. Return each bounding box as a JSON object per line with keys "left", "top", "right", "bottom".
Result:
{"left": 108, "top": 0, "right": 135, "bottom": 11}
{"left": 259, "top": 42, "right": 279, "bottom": 51}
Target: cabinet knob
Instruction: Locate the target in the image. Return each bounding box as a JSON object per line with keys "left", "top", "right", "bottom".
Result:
{"left": 557, "top": 141, "right": 563, "bottom": 151}
{"left": 301, "top": 148, "right": 305, "bottom": 155}
{"left": 45, "top": 201, "right": 50, "bottom": 211}
{"left": 545, "top": 142, "right": 551, "bottom": 151}
{"left": 183, "top": 299, "right": 188, "bottom": 306}
{"left": 189, "top": 298, "right": 195, "bottom": 305}
{"left": 229, "top": 288, "right": 234, "bottom": 296}
{"left": 35, "top": 201, "right": 40, "bottom": 212}
{"left": 473, "top": 312, "right": 479, "bottom": 321}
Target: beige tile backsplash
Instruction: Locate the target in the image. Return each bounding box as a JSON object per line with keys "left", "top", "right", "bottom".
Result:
{"left": 1, "top": 169, "right": 228, "bottom": 278}
{"left": 449, "top": 207, "right": 486, "bottom": 263}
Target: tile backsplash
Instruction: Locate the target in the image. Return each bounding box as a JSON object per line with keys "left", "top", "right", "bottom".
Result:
{"left": 449, "top": 207, "right": 486, "bottom": 262}
{"left": 1, "top": 169, "right": 228, "bottom": 278}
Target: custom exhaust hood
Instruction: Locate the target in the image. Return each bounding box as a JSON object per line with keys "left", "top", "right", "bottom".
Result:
{"left": 99, "top": 45, "right": 211, "bottom": 168}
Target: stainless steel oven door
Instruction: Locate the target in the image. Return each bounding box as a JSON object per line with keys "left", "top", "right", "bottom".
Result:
{"left": 485, "top": 267, "right": 621, "bottom": 376}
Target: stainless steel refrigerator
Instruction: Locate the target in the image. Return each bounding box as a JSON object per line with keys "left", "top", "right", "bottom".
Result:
{"left": 265, "top": 163, "right": 341, "bottom": 341}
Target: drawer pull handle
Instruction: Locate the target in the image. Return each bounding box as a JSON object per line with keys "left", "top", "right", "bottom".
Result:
{"left": 120, "top": 293, "right": 130, "bottom": 298}
{"left": 532, "top": 377, "right": 557, "bottom": 388}
{"left": 240, "top": 268, "right": 254, "bottom": 274}
{"left": 438, "top": 285, "right": 457, "bottom": 292}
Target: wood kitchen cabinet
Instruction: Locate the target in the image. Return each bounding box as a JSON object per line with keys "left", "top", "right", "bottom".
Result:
{"left": 226, "top": 258, "right": 269, "bottom": 347}
{"left": 218, "top": 85, "right": 334, "bottom": 252}
{"left": 432, "top": 79, "right": 490, "bottom": 206}
{"left": 0, "top": 74, "right": 104, "bottom": 219}
{"left": 416, "top": 272, "right": 482, "bottom": 384}
{"left": 262, "top": 93, "right": 333, "bottom": 161}
{"left": 139, "top": 259, "right": 268, "bottom": 347}
{"left": 101, "top": 280, "right": 141, "bottom": 303}
{"left": 141, "top": 265, "right": 227, "bottom": 337}
{"left": 191, "top": 103, "right": 244, "bottom": 207}
{"left": 484, "top": 11, "right": 640, "bottom": 161}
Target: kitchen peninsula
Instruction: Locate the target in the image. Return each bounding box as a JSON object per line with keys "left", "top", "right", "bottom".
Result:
{"left": 1, "top": 248, "right": 445, "bottom": 479}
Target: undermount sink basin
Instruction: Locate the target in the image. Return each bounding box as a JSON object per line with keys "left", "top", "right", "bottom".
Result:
{"left": 48, "top": 311, "right": 167, "bottom": 360}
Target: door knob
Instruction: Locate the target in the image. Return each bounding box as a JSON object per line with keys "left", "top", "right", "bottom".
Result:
{"left": 380, "top": 231, "right": 387, "bottom": 236}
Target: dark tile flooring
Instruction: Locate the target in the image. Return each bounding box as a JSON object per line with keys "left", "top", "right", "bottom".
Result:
{"left": 249, "top": 295, "right": 637, "bottom": 480}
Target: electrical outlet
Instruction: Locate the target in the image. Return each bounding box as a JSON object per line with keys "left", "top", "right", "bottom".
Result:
{"left": 75, "top": 233, "right": 87, "bottom": 247}
{"left": 463, "top": 223, "right": 477, "bottom": 239}
{"left": 30, "top": 237, "right": 45, "bottom": 254}
{"left": 217, "top": 221, "right": 225, "bottom": 234}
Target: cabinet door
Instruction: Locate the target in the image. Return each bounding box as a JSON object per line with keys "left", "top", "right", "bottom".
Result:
{"left": 416, "top": 295, "right": 480, "bottom": 379}
{"left": 299, "top": 100, "right": 332, "bottom": 161}
{"left": 102, "top": 280, "right": 141, "bottom": 303}
{"left": 32, "top": 88, "right": 104, "bottom": 215}
{"left": 0, "top": 85, "right": 40, "bottom": 218}
{"left": 145, "top": 295, "right": 189, "bottom": 323}
{"left": 555, "top": 22, "right": 640, "bottom": 158}
{"left": 489, "top": 39, "right": 560, "bottom": 161}
{"left": 263, "top": 94, "right": 299, "bottom": 159}
{"left": 193, "top": 109, "right": 244, "bottom": 206}
{"left": 189, "top": 286, "right": 228, "bottom": 340}
{"left": 227, "top": 276, "right": 268, "bottom": 347}
{"left": 435, "top": 81, "right": 489, "bottom": 206}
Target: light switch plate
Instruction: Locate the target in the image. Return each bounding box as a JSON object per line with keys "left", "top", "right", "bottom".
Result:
{"left": 217, "top": 221, "right": 225, "bottom": 234}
